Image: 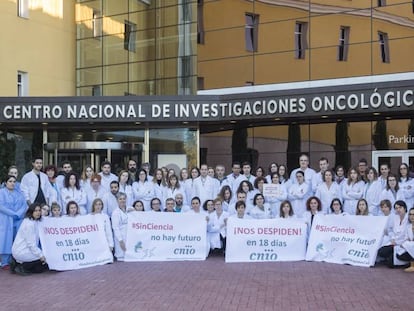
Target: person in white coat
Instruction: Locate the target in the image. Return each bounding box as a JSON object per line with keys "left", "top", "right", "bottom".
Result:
{"left": 60, "top": 172, "right": 87, "bottom": 215}
{"left": 20, "top": 157, "right": 56, "bottom": 206}
{"left": 311, "top": 157, "right": 330, "bottom": 194}
{"left": 363, "top": 167, "right": 383, "bottom": 216}
{"left": 288, "top": 170, "right": 311, "bottom": 217}
{"left": 315, "top": 169, "right": 341, "bottom": 214}
{"left": 279, "top": 200, "right": 297, "bottom": 219}
{"left": 91, "top": 198, "right": 114, "bottom": 253}
{"left": 217, "top": 185, "right": 236, "bottom": 215}
{"left": 397, "top": 163, "right": 414, "bottom": 209}
{"left": 204, "top": 200, "right": 221, "bottom": 254}
{"left": 118, "top": 170, "right": 134, "bottom": 207}
{"left": 377, "top": 200, "right": 409, "bottom": 268}
{"left": 132, "top": 169, "right": 155, "bottom": 211}
{"left": 278, "top": 165, "right": 292, "bottom": 190}
{"left": 266, "top": 174, "right": 288, "bottom": 218}
{"left": 379, "top": 173, "right": 406, "bottom": 210}
{"left": 303, "top": 196, "right": 323, "bottom": 237}
{"left": 229, "top": 201, "right": 252, "bottom": 219}
{"left": 152, "top": 168, "right": 168, "bottom": 205}
{"left": 213, "top": 199, "right": 229, "bottom": 253}
{"left": 111, "top": 193, "right": 129, "bottom": 261}
{"left": 98, "top": 161, "right": 118, "bottom": 192}
{"left": 227, "top": 162, "right": 247, "bottom": 195}
{"left": 249, "top": 193, "right": 272, "bottom": 219}
{"left": 289, "top": 154, "right": 316, "bottom": 190}
{"left": 102, "top": 181, "right": 120, "bottom": 217}
{"left": 85, "top": 174, "right": 107, "bottom": 214}
{"left": 328, "top": 198, "right": 347, "bottom": 216}
{"left": 396, "top": 207, "right": 414, "bottom": 272}
{"left": 342, "top": 167, "right": 365, "bottom": 215}
{"left": 194, "top": 164, "right": 219, "bottom": 206}
{"left": 164, "top": 175, "right": 187, "bottom": 208}
{"left": 11, "top": 203, "right": 48, "bottom": 275}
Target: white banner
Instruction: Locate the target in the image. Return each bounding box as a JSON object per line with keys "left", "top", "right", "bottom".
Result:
{"left": 124, "top": 212, "right": 207, "bottom": 261}
{"left": 263, "top": 184, "right": 280, "bottom": 198}
{"left": 225, "top": 218, "right": 307, "bottom": 263}
{"left": 305, "top": 215, "right": 387, "bottom": 267}
{"left": 39, "top": 215, "right": 113, "bottom": 271}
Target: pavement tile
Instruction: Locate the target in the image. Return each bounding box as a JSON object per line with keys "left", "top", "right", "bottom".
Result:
{"left": 0, "top": 257, "right": 412, "bottom": 311}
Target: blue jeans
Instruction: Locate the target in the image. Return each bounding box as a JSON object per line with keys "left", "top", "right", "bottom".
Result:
{"left": 1, "top": 254, "right": 11, "bottom": 266}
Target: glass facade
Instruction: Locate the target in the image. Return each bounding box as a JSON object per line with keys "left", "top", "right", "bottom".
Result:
{"left": 76, "top": 0, "right": 197, "bottom": 96}
{"left": 0, "top": 126, "right": 198, "bottom": 180}
{"left": 149, "top": 128, "right": 198, "bottom": 172}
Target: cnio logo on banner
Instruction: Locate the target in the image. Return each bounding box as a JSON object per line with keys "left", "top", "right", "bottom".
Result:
{"left": 0, "top": 81, "right": 413, "bottom": 123}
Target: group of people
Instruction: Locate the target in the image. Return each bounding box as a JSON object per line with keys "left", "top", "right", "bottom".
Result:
{"left": 1, "top": 154, "right": 414, "bottom": 274}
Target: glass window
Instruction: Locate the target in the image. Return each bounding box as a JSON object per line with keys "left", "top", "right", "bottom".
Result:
{"left": 197, "top": 0, "right": 204, "bottom": 44}
{"left": 0, "top": 130, "right": 39, "bottom": 177}
{"left": 178, "top": 55, "right": 193, "bottom": 95}
{"left": 378, "top": 32, "right": 390, "bottom": 63}
{"left": 17, "top": 71, "right": 28, "bottom": 96}
{"left": 149, "top": 128, "right": 198, "bottom": 170}
{"left": 18, "top": 0, "right": 29, "bottom": 18}
{"left": 124, "top": 21, "right": 137, "bottom": 52}
{"left": 92, "top": 85, "right": 101, "bottom": 96}
{"left": 245, "top": 13, "right": 259, "bottom": 52}
{"left": 377, "top": 0, "right": 386, "bottom": 7}
{"left": 338, "top": 26, "right": 350, "bottom": 61}
{"left": 93, "top": 10, "right": 102, "bottom": 39}
{"left": 295, "top": 22, "right": 308, "bottom": 59}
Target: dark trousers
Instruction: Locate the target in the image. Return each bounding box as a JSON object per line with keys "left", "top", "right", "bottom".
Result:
{"left": 220, "top": 234, "right": 226, "bottom": 252}
{"left": 397, "top": 251, "right": 414, "bottom": 262}
{"left": 377, "top": 245, "right": 394, "bottom": 268}
{"left": 21, "top": 260, "right": 49, "bottom": 273}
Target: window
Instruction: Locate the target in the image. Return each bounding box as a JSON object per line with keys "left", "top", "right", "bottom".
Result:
{"left": 197, "top": 0, "right": 205, "bottom": 44}
{"left": 378, "top": 0, "right": 386, "bottom": 7}
{"left": 245, "top": 13, "right": 259, "bottom": 52}
{"left": 17, "top": 71, "right": 28, "bottom": 96}
{"left": 92, "top": 10, "right": 102, "bottom": 39}
{"left": 338, "top": 26, "right": 350, "bottom": 61}
{"left": 124, "top": 21, "right": 136, "bottom": 52}
{"left": 92, "top": 85, "right": 101, "bottom": 96}
{"left": 295, "top": 22, "right": 308, "bottom": 59}
{"left": 18, "top": 0, "right": 29, "bottom": 18}
{"left": 197, "top": 77, "right": 204, "bottom": 90}
{"left": 378, "top": 32, "right": 390, "bottom": 63}
{"left": 182, "top": 0, "right": 191, "bottom": 22}
{"left": 180, "top": 56, "right": 192, "bottom": 94}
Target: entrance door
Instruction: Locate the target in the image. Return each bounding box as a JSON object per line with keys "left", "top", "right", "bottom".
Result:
{"left": 372, "top": 150, "right": 414, "bottom": 173}
{"left": 45, "top": 141, "right": 143, "bottom": 174}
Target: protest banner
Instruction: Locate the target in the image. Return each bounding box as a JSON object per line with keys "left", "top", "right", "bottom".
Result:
{"left": 124, "top": 212, "right": 207, "bottom": 261}
{"left": 263, "top": 184, "right": 282, "bottom": 198}
{"left": 225, "top": 217, "right": 307, "bottom": 263}
{"left": 39, "top": 215, "right": 113, "bottom": 271}
{"left": 305, "top": 215, "right": 387, "bottom": 267}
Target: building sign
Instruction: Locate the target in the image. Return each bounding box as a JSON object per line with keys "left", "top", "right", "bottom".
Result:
{"left": 1, "top": 79, "right": 413, "bottom": 123}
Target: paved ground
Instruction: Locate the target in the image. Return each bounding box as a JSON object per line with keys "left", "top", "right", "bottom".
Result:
{"left": 0, "top": 256, "right": 412, "bottom": 311}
